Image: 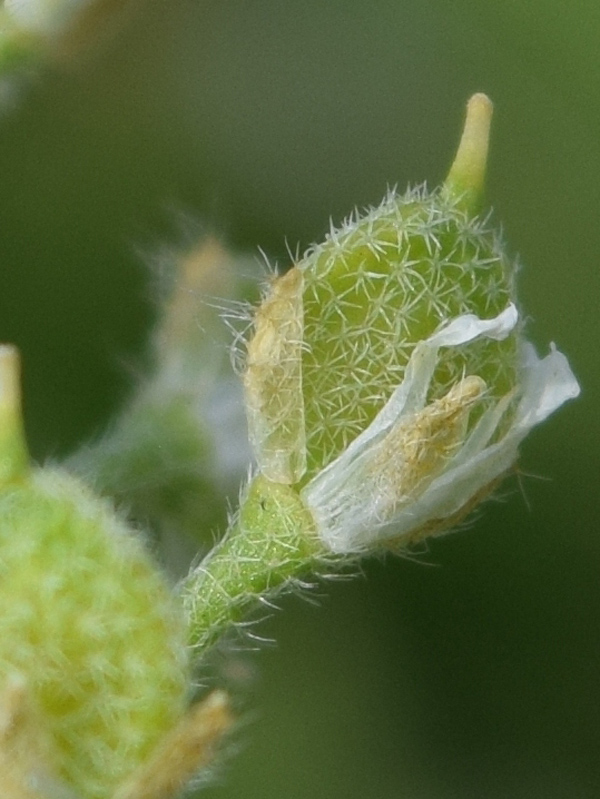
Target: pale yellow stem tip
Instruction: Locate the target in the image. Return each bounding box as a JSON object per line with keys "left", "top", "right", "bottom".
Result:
{"left": 444, "top": 93, "right": 494, "bottom": 208}
{"left": 0, "top": 345, "right": 29, "bottom": 485}
{"left": 0, "top": 345, "right": 21, "bottom": 412}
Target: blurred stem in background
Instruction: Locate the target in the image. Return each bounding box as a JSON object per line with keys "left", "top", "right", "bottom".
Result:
{"left": 67, "top": 236, "right": 260, "bottom": 574}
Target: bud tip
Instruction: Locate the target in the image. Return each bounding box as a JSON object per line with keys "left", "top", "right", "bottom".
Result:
{"left": 0, "top": 344, "right": 20, "bottom": 405}
{"left": 0, "top": 344, "right": 29, "bottom": 484}
{"left": 444, "top": 93, "right": 494, "bottom": 209}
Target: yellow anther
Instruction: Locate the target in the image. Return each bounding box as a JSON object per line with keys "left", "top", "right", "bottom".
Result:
{"left": 371, "top": 375, "right": 486, "bottom": 508}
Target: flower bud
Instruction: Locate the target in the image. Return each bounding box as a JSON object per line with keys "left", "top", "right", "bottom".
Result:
{"left": 0, "top": 349, "right": 189, "bottom": 798}
{"left": 244, "top": 94, "right": 579, "bottom": 553}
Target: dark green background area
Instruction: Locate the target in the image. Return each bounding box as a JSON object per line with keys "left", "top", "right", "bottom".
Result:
{"left": 0, "top": 2, "right": 597, "bottom": 797}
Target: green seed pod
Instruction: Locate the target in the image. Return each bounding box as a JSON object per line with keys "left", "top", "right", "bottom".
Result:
{"left": 244, "top": 94, "right": 579, "bottom": 553}
{"left": 0, "top": 348, "right": 189, "bottom": 798}
{"left": 181, "top": 95, "right": 580, "bottom": 657}
{"left": 299, "top": 182, "right": 518, "bottom": 477}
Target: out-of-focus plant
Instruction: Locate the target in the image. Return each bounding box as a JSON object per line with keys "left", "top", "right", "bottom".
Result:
{"left": 0, "top": 0, "right": 141, "bottom": 80}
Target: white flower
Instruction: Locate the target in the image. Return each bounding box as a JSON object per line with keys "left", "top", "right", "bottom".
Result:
{"left": 301, "top": 305, "right": 580, "bottom": 553}
{"left": 5, "top": 0, "right": 103, "bottom": 36}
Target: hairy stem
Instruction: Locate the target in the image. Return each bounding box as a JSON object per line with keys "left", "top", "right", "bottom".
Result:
{"left": 180, "top": 475, "right": 325, "bottom": 653}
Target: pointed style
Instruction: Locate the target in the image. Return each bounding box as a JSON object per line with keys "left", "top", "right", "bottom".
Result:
{"left": 444, "top": 93, "right": 494, "bottom": 209}
{"left": 0, "top": 345, "right": 29, "bottom": 486}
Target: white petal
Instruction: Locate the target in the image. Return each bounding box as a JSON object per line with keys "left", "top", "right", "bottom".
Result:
{"left": 512, "top": 342, "right": 580, "bottom": 430}
{"left": 303, "top": 306, "right": 579, "bottom": 554}
{"left": 303, "top": 305, "right": 517, "bottom": 551}
{"left": 379, "top": 343, "right": 580, "bottom": 544}
{"left": 427, "top": 302, "right": 518, "bottom": 347}
{"left": 307, "top": 303, "right": 519, "bottom": 494}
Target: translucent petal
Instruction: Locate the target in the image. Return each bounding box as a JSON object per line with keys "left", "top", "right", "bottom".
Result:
{"left": 303, "top": 306, "right": 579, "bottom": 553}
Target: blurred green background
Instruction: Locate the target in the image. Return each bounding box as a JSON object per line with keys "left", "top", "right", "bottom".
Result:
{"left": 0, "top": 1, "right": 598, "bottom": 797}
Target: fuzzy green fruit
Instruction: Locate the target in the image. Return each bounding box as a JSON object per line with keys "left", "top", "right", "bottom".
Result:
{"left": 299, "top": 185, "right": 518, "bottom": 476}
{"left": 245, "top": 94, "right": 518, "bottom": 484}
{"left": 0, "top": 467, "right": 189, "bottom": 798}
{"left": 241, "top": 94, "right": 579, "bottom": 555}
{"left": 183, "top": 94, "right": 578, "bottom": 652}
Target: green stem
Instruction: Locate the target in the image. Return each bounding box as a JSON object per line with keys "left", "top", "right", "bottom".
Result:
{"left": 180, "top": 475, "right": 325, "bottom": 653}
{"left": 66, "top": 390, "right": 225, "bottom": 549}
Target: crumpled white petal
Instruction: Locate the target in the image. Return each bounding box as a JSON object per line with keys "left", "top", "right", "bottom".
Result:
{"left": 302, "top": 304, "right": 579, "bottom": 553}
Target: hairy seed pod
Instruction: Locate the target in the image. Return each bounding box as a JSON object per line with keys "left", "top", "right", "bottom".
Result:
{"left": 0, "top": 348, "right": 189, "bottom": 799}
{"left": 243, "top": 95, "right": 579, "bottom": 553}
